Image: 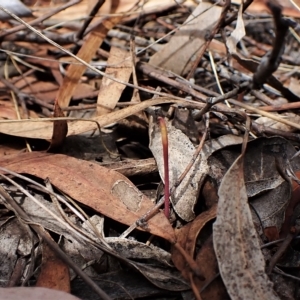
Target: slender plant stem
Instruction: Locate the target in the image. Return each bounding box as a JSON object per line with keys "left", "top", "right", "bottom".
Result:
{"left": 158, "top": 117, "right": 170, "bottom": 219}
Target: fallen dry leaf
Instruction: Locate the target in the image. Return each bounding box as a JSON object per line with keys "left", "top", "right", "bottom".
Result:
{"left": 208, "top": 136, "right": 294, "bottom": 233}
{"left": 0, "top": 100, "right": 39, "bottom": 120}
{"left": 195, "top": 236, "right": 228, "bottom": 300}
{"left": 213, "top": 154, "right": 279, "bottom": 300}
{"left": 149, "top": 117, "right": 208, "bottom": 221}
{"left": 149, "top": 1, "right": 223, "bottom": 76}
{"left": 280, "top": 170, "right": 300, "bottom": 238}
{"left": 56, "top": 16, "right": 122, "bottom": 109}
{"left": 0, "top": 152, "right": 176, "bottom": 243}
{"left": 0, "top": 218, "right": 32, "bottom": 286}
{"left": 20, "top": 80, "right": 58, "bottom": 104}
{"left": 150, "top": 120, "right": 244, "bottom": 222}
{"left": 36, "top": 239, "right": 70, "bottom": 292}
{"left": 226, "top": 1, "right": 245, "bottom": 54}
{"left": 171, "top": 205, "right": 227, "bottom": 299}
{"left": 255, "top": 112, "right": 300, "bottom": 132}
{"left": 0, "top": 97, "right": 193, "bottom": 140}
{"left": 97, "top": 45, "right": 132, "bottom": 116}
{"left": 171, "top": 205, "right": 217, "bottom": 279}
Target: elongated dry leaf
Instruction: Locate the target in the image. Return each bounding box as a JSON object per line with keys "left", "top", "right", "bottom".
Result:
{"left": 208, "top": 136, "right": 293, "bottom": 233}
{"left": 105, "top": 237, "right": 189, "bottom": 290}
{"left": 213, "top": 155, "right": 279, "bottom": 300}
{"left": 56, "top": 16, "right": 122, "bottom": 108}
{"left": 4, "top": 192, "right": 187, "bottom": 291}
{"left": 0, "top": 152, "right": 176, "bottom": 243}
{"left": 149, "top": 2, "right": 223, "bottom": 75}
{"left": 255, "top": 112, "right": 300, "bottom": 132}
{"left": 226, "top": 2, "right": 245, "bottom": 54}
{"left": 97, "top": 45, "right": 132, "bottom": 116}
{"left": 0, "top": 97, "right": 190, "bottom": 140}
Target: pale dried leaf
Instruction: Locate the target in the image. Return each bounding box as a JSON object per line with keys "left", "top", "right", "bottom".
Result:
{"left": 150, "top": 118, "right": 243, "bottom": 221}
{"left": 133, "top": 263, "right": 189, "bottom": 291}
{"left": 0, "top": 219, "right": 25, "bottom": 286}
{"left": 213, "top": 155, "right": 279, "bottom": 300}
{"left": 149, "top": 2, "right": 223, "bottom": 75}
{"left": 250, "top": 180, "right": 290, "bottom": 232}
{"left": 106, "top": 237, "right": 172, "bottom": 265}
{"left": 0, "top": 287, "right": 80, "bottom": 300}
{"left": 209, "top": 136, "right": 293, "bottom": 233}
{"left": 288, "top": 77, "right": 300, "bottom": 96}
{"left": 255, "top": 112, "right": 300, "bottom": 132}
{"left": 1, "top": 188, "right": 186, "bottom": 291}
{"left": 226, "top": 2, "right": 245, "bottom": 54}
{"left": 0, "top": 97, "right": 185, "bottom": 139}
{"left": 149, "top": 117, "right": 208, "bottom": 221}
{"left": 55, "top": 16, "right": 122, "bottom": 108}
{"left": 97, "top": 46, "right": 132, "bottom": 115}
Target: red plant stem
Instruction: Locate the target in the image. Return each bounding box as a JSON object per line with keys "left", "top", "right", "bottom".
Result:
{"left": 158, "top": 117, "right": 170, "bottom": 219}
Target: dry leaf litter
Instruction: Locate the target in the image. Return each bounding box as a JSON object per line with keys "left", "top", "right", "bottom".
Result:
{"left": 1, "top": 0, "right": 300, "bottom": 299}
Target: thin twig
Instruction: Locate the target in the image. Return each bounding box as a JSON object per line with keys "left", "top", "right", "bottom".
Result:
{"left": 76, "top": 0, "right": 105, "bottom": 40}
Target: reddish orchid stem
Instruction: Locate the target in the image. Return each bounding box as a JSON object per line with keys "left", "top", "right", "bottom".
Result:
{"left": 158, "top": 117, "right": 170, "bottom": 219}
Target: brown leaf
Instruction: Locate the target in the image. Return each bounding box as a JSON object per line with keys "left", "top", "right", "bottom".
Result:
{"left": 171, "top": 205, "right": 217, "bottom": 280}
{"left": 213, "top": 155, "right": 279, "bottom": 300}
{"left": 245, "top": 0, "right": 300, "bottom": 17}
{"left": 97, "top": 45, "right": 133, "bottom": 116}
{"left": 20, "top": 80, "right": 59, "bottom": 103}
{"left": 56, "top": 16, "right": 122, "bottom": 109}
{"left": 0, "top": 100, "right": 39, "bottom": 120}
{"left": 36, "top": 238, "right": 70, "bottom": 292}
{"left": 0, "top": 152, "right": 176, "bottom": 243}
{"left": 171, "top": 205, "right": 227, "bottom": 299}
{"left": 195, "top": 237, "right": 228, "bottom": 300}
